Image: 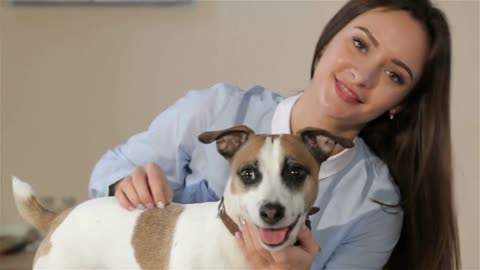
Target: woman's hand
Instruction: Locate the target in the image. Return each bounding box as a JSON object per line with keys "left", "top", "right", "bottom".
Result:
{"left": 236, "top": 221, "right": 320, "bottom": 270}
{"left": 112, "top": 162, "right": 173, "bottom": 211}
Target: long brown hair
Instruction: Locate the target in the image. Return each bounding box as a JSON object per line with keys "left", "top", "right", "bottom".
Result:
{"left": 310, "top": 0, "right": 460, "bottom": 269}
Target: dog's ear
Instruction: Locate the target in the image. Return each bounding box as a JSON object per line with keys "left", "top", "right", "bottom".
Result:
{"left": 198, "top": 125, "right": 255, "bottom": 160}
{"left": 296, "top": 127, "right": 354, "bottom": 164}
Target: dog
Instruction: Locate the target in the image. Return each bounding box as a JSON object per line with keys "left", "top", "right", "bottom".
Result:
{"left": 12, "top": 125, "right": 353, "bottom": 269}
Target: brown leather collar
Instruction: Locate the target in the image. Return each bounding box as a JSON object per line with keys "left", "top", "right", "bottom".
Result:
{"left": 217, "top": 197, "right": 320, "bottom": 236}
{"left": 218, "top": 197, "right": 240, "bottom": 235}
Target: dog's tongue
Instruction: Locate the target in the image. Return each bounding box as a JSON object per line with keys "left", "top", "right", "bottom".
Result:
{"left": 259, "top": 228, "right": 288, "bottom": 245}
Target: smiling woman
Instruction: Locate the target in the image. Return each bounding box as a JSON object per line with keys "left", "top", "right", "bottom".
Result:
{"left": 303, "top": 0, "right": 460, "bottom": 269}
{"left": 86, "top": 1, "right": 460, "bottom": 269}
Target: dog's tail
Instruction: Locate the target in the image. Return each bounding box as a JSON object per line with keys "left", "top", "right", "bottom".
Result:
{"left": 11, "top": 176, "right": 59, "bottom": 233}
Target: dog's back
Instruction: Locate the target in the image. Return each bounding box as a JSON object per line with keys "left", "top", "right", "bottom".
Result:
{"left": 11, "top": 176, "right": 184, "bottom": 269}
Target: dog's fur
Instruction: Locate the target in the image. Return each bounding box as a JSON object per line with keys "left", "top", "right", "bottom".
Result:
{"left": 12, "top": 125, "right": 352, "bottom": 269}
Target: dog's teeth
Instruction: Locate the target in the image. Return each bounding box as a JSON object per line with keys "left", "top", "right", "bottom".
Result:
{"left": 157, "top": 202, "right": 165, "bottom": 209}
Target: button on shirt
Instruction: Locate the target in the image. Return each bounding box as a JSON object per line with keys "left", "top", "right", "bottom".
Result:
{"left": 89, "top": 83, "right": 403, "bottom": 269}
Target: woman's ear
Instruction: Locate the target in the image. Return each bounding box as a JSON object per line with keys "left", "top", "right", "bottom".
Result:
{"left": 389, "top": 104, "right": 404, "bottom": 119}
{"left": 389, "top": 104, "right": 403, "bottom": 115}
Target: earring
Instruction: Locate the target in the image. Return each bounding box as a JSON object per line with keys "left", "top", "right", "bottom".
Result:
{"left": 389, "top": 111, "right": 395, "bottom": 120}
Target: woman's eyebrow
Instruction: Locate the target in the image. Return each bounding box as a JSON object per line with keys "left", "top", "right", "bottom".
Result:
{"left": 355, "top": 26, "right": 379, "bottom": 47}
{"left": 355, "top": 25, "right": 414, "bottom": 81}
{"left": 392, "top": 59, "right": 413, "bottom": 81}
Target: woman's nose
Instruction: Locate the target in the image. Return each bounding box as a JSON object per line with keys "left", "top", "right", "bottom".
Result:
{"left": 349, "top": 60, "right": 381, "bottom": 89}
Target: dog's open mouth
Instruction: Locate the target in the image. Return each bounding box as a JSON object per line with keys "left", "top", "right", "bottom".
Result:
{"left": 256, "top": 215, "right": 300, "bottom": 247}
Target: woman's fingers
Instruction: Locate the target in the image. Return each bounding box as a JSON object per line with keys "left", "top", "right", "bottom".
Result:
{"left": 115, "top": 189, "right": 134, "bottom": 210}
{"left": 144, "top": 162, "right": 172, "bottom": 207}
{"left": 246, "top": 223, "right": 273, "bottom": 261}
{"left": 236, "top": 221, "right": 277, "bottom": 269}
{"left": 113, "top": 163, "right": 173, "bottom": 210}
{"left": 235, "top": 231, "right": 249, "bottom": 261}
{"left": 296, "top": 224, "right": 321, "bottom": 257}
{"left": 239, "top": 220, "right": 256, "bottom": 253}
{"left": 119, "top": 176, "right": 142, "bottom": 209}
{"left": 161, "top": 178, "right": 173, "bottom": 205}
{"left": 237, "top": 227, "right": 265, "bottom": 268}
{"left": 131, "top": 167, "right": 155, "bottom": 208}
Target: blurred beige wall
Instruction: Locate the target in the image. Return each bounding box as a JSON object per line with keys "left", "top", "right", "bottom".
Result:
{"left": 0, "top": 0, "right": 478, "bottom": 268}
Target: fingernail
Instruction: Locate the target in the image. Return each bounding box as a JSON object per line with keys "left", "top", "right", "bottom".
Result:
{"left": 137, "top": 204, "right": 145, "bottom": 210}
{"left": 235, "top": 231, "right": 241, "bottom": 239}
{"left": 301, "top": 224, "right": 307, "bottom": 231}
{"left": 157, "top": 202, "right": 165, "bottom": 209}
{"left": 240, "top": 218, "right": 246, "bottom": 226}
{"left": 146, "top": 203, "right": 154, "bottom": 209}
{"left": 128, "top": 207, "right": 135, "bottom": 211}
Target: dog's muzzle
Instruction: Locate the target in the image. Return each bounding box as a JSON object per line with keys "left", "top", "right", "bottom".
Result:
{"left": 259, "top": 202, "right": 285, "bottom": 225}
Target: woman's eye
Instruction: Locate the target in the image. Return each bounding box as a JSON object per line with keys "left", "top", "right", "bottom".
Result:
{"left": 386, "top": 71, "right": 404, "bottom": 85}
{"left": 353, "top": 37, "right": 367, "bottom": 53}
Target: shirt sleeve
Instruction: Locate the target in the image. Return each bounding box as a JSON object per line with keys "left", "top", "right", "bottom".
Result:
{"left": 88, "top": 83, "right": 239, "bottom": 198}
{"left": 323, "top": 207, "right": 403, "bottom": 270}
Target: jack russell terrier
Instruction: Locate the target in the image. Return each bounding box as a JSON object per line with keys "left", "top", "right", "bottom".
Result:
{"left": 12, "top": 125, "right": 353, "bottom": 269}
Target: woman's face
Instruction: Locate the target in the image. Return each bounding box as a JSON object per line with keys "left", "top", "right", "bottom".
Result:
{"left": 308, "top": 8, "right": 429, "bottom": 127}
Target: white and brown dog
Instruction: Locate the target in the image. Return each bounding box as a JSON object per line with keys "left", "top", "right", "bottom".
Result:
{"left": 12, "top": 125, "right": 352, "bottom": 269}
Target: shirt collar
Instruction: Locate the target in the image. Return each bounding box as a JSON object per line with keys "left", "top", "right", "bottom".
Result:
{"left": 271, "top": 93, "right": 357, "bottom": 180}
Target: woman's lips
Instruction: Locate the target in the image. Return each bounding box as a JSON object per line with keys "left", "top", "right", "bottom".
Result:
{"left": 334, "top": 78, "right": 362, "bottom": 104}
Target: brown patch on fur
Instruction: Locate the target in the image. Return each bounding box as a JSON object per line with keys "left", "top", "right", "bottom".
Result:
{"left": 280, "top": 135, "right": 320, "bottom": 208}
{"left": 229, "top": 135, "right": 267, "bottom": 194}
{"left": 132, "top": 204, "right": 184, "bottom": 270}
{"left": 34, "top": 208, "right": 74, "bottom": 263}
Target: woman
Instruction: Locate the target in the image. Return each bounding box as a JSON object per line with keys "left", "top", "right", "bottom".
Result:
{"left": 89, "top": 0, "right": 460, "bottom": 269}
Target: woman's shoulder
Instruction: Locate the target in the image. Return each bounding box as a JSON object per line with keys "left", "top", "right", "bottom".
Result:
{"left": 184, "top": 82, "right": 284, "bottom": 102}
{"left": 314, "top": 138, "right": 402, "bottom": 237}
{"left": 176, "top": 83, "right": 286, "bottom": 130}
{"left": 321, "top": 137, "right": 401, "bottom": 214}
{"left": 354, "top": 138, "right": 394, "bottom": 181}
{"left": 347, "top": 138, "right": 402, "bottom": 205}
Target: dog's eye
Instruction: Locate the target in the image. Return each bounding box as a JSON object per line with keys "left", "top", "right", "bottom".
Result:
{"left": 237, "top": 162, "right": 262, "bottom": 186}
{"left": 282, "top": 160, "right": 309, "bottom": 188}
{"left": 240, "top": 168, "right": 256, "bottom": 181}
{"left": 238, "top": 166, "right": 262, "bottom": 186}
{"left": 290, "top": 166, "right": 307, "bottom": 179}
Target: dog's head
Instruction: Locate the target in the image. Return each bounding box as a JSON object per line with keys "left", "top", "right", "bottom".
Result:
{"left": 198, "top": 125, "right": 353, "bottom": 251}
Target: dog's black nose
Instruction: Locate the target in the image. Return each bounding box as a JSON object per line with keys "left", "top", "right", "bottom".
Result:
{"left": 260, "top": 203, "right": 285, "bottom": 225}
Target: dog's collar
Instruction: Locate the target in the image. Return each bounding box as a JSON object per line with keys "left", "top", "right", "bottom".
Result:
{"left": 217, "top": 197, "right": 240, "bottom": 236}
{"left": 217, "top": 197, "right": 320, "bottom": 236}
